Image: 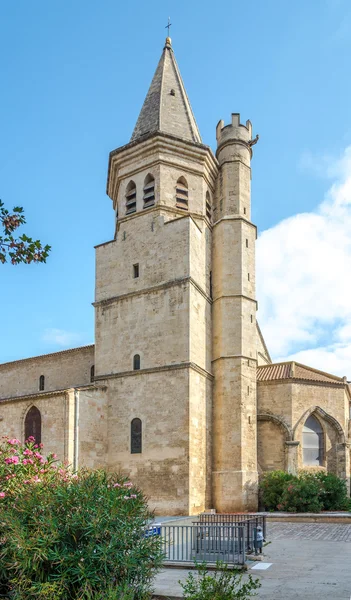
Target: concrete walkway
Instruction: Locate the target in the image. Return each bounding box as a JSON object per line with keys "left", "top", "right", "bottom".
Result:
{"left": 153, "top": 522, "right": 351, "bottom": 599}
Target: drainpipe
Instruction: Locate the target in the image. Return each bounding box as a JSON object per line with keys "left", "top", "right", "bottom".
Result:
{"left": 73, "top": 389, "right": 79, "bottom": 472}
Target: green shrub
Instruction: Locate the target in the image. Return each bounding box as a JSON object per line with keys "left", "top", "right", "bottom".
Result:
{"left": 0, "top": 437, "right": 163, "bottom": 599}
{"left": 179, "top": 561, "right": 261, "bottom": 600}
{"left": 310, "top": 471, "right": 349, "bottom": 510}
{"left": 259, "top": 469, "right": 350, "bottom": 513}
{"left": 278, "top": 476, "right": 322, "bottom": 512}
{"left": 259, "top": 470, "right": 296, "bottom": 511}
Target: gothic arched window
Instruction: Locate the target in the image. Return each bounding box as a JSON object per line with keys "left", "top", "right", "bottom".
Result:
{"left": 131, "top": 418, "right": 142, "bottom": 454}
{"left": 39, "top": 375, "right": 45, "bottom": 391}
{"left": 90, "top": 365, "right": 95, "bottom": 382}
{"left": 206, "top": 191, "right": 212, "bottom": 221}
{"left": 143, "top": 174, "right": 155, "bottom": 209}
{"left": 125, "top": 180, "right": 137, "bottom": 215}
{"left": 302, "top": 415, "right": 324, "bottom": 466}
{"left": 25, "top": 406, "right": 42, "bottom": 445}
{"left": 176, "top": 177, "right": 188, "bottom": 210}
{"left": 133, "top": 354, "right": 141, "bottom": 371}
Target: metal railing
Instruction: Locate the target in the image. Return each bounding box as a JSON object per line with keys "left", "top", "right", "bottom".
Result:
{"left": 160, "top": 523, "right": 246, "bottom": 565}
{"left": 197, "top": 513, "right": 266, "bottom": 555}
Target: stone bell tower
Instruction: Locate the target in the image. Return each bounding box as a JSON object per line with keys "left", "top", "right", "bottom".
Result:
{"left": 94, "top": 37, "right": 217, "bottom": 515}
{"left": 212, "top": 114, "right": 258, "bottom": 511}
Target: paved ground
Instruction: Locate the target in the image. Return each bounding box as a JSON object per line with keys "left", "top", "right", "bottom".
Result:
{"left": 153, "top": 522, "right": 351, "bottom": 599}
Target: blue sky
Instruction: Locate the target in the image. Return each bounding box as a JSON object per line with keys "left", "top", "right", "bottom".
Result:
{"left": 1, "top": 0, "right": 351, "bottom": 375}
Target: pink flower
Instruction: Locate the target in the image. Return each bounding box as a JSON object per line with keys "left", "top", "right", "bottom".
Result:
{"left": 130, "top": 494, "right": 137, "bottom": 499}
{"left": 26, "top": 436, "right": 35, "bottom": 443}
{"left": 52, "top": 454, "right": 57, "bottom": 459}
{"left": 123, "top": 482, "right": 133, "bottom": 488}
{"left": 23, "top": 449, "right": 33, "bottom": 456}
{"left": 0, "top": 492, "right": 5, "bottom": 498}
{"left": 5, "top": 456, "right": 19, "bottom": 464}
{"left": 124, "top": 496, "right": 131, "bottom": 500}
{"left": 7, "top": 439, "right": 21, "bottom": 446}
{"left": 34, "top": 452, "right": 43, "bottom": 461}
{"left": 113, "top": 483, "right": 122, "bottom": 488}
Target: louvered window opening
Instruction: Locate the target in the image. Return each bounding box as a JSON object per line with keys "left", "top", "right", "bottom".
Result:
{"left": 206, "top": 198, "right": 212, "bottom": 221}
{"left": 131, "top": 418, "right": 142, "bottom": 454}
{"left": 143, "top": 182, "right": 155, "bottom": 209}
{"left": 176, "top": 184, "right": 188, "bottom": 210}
{"left": 126, "top": 186, "right": 137, "bottom": 214}
{"left": 25, "top": 406, "right": 42, "bottom": 445}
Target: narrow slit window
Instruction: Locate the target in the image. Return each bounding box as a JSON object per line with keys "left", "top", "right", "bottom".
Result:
{"left": 125, "top": 180, "right": 137, "bottom": 215}
{"left": 133, "top": 263, "right": 139, "bottom": 278}
{"left": 90, "top": 365, "right": 95, "bottom": 382}
{"left": 143, "top": 174, "right": 155, "bottom": 209}
{"left": 39, "top": 375, "right": 45, "bottom": 391}
{"left": 206, "top": 191, "right": 212, "bottom": 221}
{"left": 246, "top": 239, "right": 249, "bottom": 248}
{"left": 133, "top": 354, "right": 140, "bottom": 370}
{"left": 131, "top": 418, "right": 142, "bottom": 454}
{"left": 248, "top": 273, "right": 250, "bottom": 281}
{"left": 176, "top": 177, "right": 188, "bottom": 210}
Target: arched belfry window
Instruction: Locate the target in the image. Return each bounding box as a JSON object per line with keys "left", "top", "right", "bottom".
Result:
{"left": 133, "top": 354, "right": 141, "bottom": 371}
{"left": 206, "top": 191, "right": 212, "bottom": 221}
{"left": 143, "top": 174, "right": 155, "bottom": 209}
{"left": 126, "top": 180, "right": 137, "bottom": 215}
{"left": 302, "top": 415, "right": 324, "bottom": 466}
{"left": 176, "top": 177, "right": 188, "bottom": 210}
{"left": 90, "top": 365, "right": 95, "bottom": 382}
{"left": 131, "top": 418, "right": 142, "bottom": 454}
{"left": 25, "top": 406, "right": 42, "bottom": 445}
{"left": 39, "top": 375, "right": 45, "bottom": 391}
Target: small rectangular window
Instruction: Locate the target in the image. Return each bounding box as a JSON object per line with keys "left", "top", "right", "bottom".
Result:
{"left": 248, "top": 273, "right": 250, "bottom": 281}
{"left": 244, "top": 207, "right": 246, "bottom": 214}
{"left": 246, "top": 239, "right": 249, "bottom": 248}
{"left": 133, "top": 264, "right": 139, "bottom": 278}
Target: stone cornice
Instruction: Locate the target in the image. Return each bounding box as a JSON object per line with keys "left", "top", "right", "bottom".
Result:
{"left": 0, "top": 384, "right": 107, "bottom": 405}
{"left": 94, "top": 361, "right": 214, "bottom": 382}
{"left": 107, "top": 131, "right": 218, "bottom": 200}
{"left": 212, "top": 294, "right": 257, "bottom": 307}
{"left": 212, "top": 355, "right": 258, "bottom": 364}
{"left": 93, "top": 275, "right": 212, "bottom": 308}
{"left": 212, "top": 215, "right": 257, "bottom": 237}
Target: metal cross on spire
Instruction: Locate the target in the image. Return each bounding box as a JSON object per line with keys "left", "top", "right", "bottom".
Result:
{"left": 165, "top": 16, "right": 172, "bottom": 37}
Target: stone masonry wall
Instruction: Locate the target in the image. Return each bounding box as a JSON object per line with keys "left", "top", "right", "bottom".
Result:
{"left": 0, "top": 346, "right": 94, "bottom": 400}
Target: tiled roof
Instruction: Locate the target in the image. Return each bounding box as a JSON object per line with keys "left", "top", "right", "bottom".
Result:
{"left": 131, "top": 38, "right": 201, "bottom": 144}
{"left": 257, "top": 361, "right": 345, "bottom": 385}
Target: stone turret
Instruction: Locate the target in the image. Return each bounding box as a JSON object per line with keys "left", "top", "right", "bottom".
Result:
{"left": 212, "top": 113, "right": 258, "bottom": 511}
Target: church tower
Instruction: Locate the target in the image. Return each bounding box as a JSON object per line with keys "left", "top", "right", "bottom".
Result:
{"left": 212, "top": 115, "right": 258, "bottom": 511}
{"left": 94, "top": 38, "right": 217, "bottom": 515}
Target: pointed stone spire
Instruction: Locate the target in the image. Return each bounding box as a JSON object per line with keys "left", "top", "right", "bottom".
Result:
{"left": 131, "top": 38, "right": 202, "bottom": 143}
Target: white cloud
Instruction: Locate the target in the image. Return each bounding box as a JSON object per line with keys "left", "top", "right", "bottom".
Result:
{"left": 41, "top": 328, "right": 82, "bottom": 347}
{"left": 257, "top": 146, "right": 351, "bottom": 378}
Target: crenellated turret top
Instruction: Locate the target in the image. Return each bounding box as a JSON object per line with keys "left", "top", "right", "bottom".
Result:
{"left": 131, "top": 38, "right": 202, "bottom": 144}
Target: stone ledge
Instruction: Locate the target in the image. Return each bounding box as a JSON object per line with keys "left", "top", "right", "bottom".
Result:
{"left": 262, "top": 511, "right": 351, "bottom": 523}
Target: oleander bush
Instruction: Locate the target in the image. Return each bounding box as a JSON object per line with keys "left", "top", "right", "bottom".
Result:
{"left": 260, "top": 469, "right": 349, "bottom": 512}
{"left": 179, "top": 561, "right": 261, "bottom": 600}
{"left": 259, "top": 470, "right": 297, "bottom": 511}
{"left": 0, "top": 437, "right": 163, "bottom": 600}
